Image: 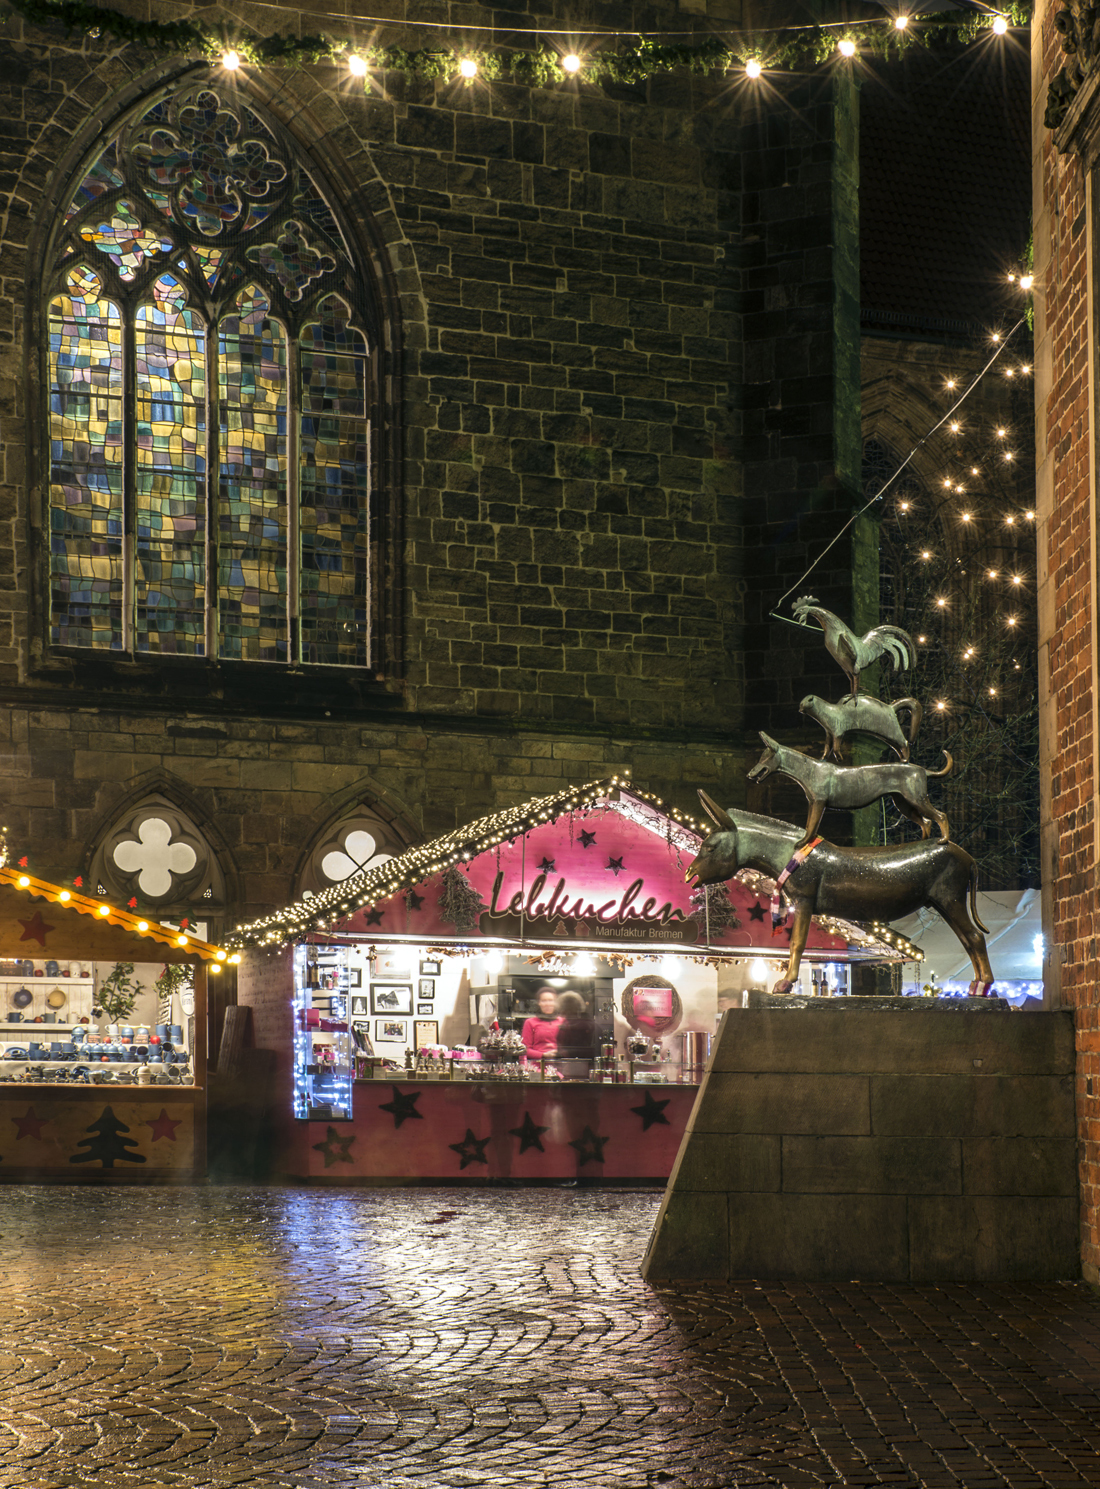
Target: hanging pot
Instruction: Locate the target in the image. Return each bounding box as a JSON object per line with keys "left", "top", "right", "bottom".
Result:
{"left": 12, "top": 988, "right": 33, "bottom": 1009}
{"left": 47, "top": 987, "right": 67, "bottom": 1010}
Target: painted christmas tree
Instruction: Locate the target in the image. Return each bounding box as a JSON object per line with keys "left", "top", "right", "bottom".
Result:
{"left": 69, "top": 1106, "right": 147, "bottom": 1168}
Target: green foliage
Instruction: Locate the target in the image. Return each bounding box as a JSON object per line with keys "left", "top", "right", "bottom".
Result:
{"left": 4, "top": 0, "right": 1036, "bottom": 92}
{"left": 96, "top": 961, "right": 141, "bottom": 1023}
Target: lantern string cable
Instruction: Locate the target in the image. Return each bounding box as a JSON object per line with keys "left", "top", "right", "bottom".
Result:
{"left": 770, "top": 316, "right": 1028, "bottom": 629}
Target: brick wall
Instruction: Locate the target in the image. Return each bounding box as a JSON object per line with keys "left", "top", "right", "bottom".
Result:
{"left": 1033, "top": 0, "right": 1100, "bottom": 1282}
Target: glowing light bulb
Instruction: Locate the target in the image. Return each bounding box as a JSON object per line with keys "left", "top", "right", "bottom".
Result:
{"left": 1007, "top": 616, "right": 1017, "bottom": 627}
{"left": 997, "top": 428, "right": 1006, "bottom": 438}
{"left": 950, "top": 421, "right": 960, "bottom": 433}
{"left": 216, "top": 950, "right": 227, "bottom": 961}
{"left": 943, "top": 478, "right": 952, "bottom": 488}
{"left": 1006, "top": 513, "right": 1016, "bottom": 524}
{"left": 745, "top": 58, "right": 763, "bottom": 78}
{"left": 459, "top": 56, "right": 478, "bottom": 78}
{"left": 138, "top": 920, "right": 149, "bottom": 931}
{"left": 992, "top": 331, "right": 1002, "bottom": 341}
{"left": 222, "top": 50, "right": 241, "bottom": 70}
{"left": 895, "top": 13, "right": 910, "bottom": 29}
{"left": 962, "top": 512, "right": 971, "bottom": 522}
{"left": 1026, "top": 509, "right": 1035, "bottom": 520}
{"left": 1020, "top": 274, "right": 1033, "bottom": 290}
{"left": 177, "top": 934, "right": 188, "bottom": 946}
{"left": 936, "top": 597, "right": 947, "bottom": 607}
{"left": 59, "top": 890, "right": 70, "bottom": 901}
{"left": 561, "top": 52, "right": 582, "bottom": 73}
{"left": 993, "top": 14, "right": 1008, "bottom": 33}
{"left": 98, "top": 904, "right": 110, "bottom": 917}
{"left": 989, "top": 686, "right": 997, "bottom": 696}
{"left": 1012, "top": 574, "right": 1022, "bottom": 585}
{"left": 750, "top": 958, "right": 767, "bottom": 982}
{"left": 838, "top": 38, "right": 856, "bottom": 57}
{"left": 900, "top": 501, "right": 910, "bottom": 511}
{"left": 347, "top": 54, "right": 367, "bottom": 77}
{"left": 946, "top": 378, "right": 956, "bottom": 389}
{"left": 936, "top": 700, "right": 946, "bottom": 711}
{"left": 921, "top": 550, "right": 931, "bottom": 559}
{"left": 918, "top": 635, "right": 926, "bottom": 643}
{"left": 988, "top": 569, "right": 998, "bottom": 579}
{"left": 17, "top": 875, "right": 28, "bottom": 887}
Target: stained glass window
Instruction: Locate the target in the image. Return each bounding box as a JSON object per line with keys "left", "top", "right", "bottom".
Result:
{"left": 46, "top": 83, "right": 374, "bottom": 667}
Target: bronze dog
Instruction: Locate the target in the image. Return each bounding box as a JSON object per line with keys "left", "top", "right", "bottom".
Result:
{"left": 689, "top": 792, "right": 993, "bottom": 995}
{"left": 799, "top": 693, "right": 922, "bottom": 762}
{"left": 748, "top": 731, "right": 952, "bottom": 846}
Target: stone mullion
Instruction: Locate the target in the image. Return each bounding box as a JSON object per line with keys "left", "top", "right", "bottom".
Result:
{"left": 121, "top": 307, "right": 136, "bottom": 654}
{"left": 205, "top": 313, "right": 219, "bottom": 661}
{"left": 287, "top": 335, "right": 301, "bottom": 664}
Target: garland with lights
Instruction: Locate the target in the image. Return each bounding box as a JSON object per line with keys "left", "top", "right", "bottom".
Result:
{"left": 3, "top": 0, "right": 1032, "bottom": 89}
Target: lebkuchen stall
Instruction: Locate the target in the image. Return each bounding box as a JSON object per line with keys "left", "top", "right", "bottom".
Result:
{"left": 0, "top": 863, "right": 233, "bottom": 1181}
{"left": 228, "top": 778, "right": 915, "bottom": 1183}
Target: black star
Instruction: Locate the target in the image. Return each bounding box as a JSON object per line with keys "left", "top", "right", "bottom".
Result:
{"left": 406, "top": 889, "right": 425, "bottom": 911}
{"left": 449, "top": 1127, "right": 490, "bottom": 1169}
{"left": 509, "top": 1111, "right": 549, "bottom": 1153}
{"left": 579, "top": 829, "right": 597, "bottom": 848}
{"left": 378, "top": 1086, "right": 423, "bottom": 1129}
{"left": 606, "top": 856, "right": 625, "bottom": 876}
{"left": 312, "top": 1125, "right": 355, "bottom": 1168}
{"left": 747, "top": 900, "right": 767, "bottom": 922}
{"left": 364, "top": 906, "right": 385, "bottom": 925}
{"left": 538, "top": 857, "right": 556, "bottom": 873}
{"left": 630, "top": 1090, "right": 671, "bottom": 1131}
{"left": 569, "top": 1125, "right": 609, "bottom": 1165}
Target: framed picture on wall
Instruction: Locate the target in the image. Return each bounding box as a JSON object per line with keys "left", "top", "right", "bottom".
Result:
{"left": 414, "top": 1019, "right": 439, "bottom": 1049}
{"left": 417, "top": 1002, "right": 433, "bottom": 1016}
{"left": 350, "top": 995, "right": 369, "bottom": 1018}
{"left": 419, "top": 959, "right": 441, "bottom": 976}
{"left": 418, "top": 978, "right": 435, "bottom": 998}
{"left": 370, "top": 983, "right": 413, "bottom": 1015}
{"left": 348, "top": 969, "right": 362, "bottom": 988}
{"left": 374, "top": 952, "right": 412, "bottom": 978}
{"left": 375, "top": 1019, "right": 407, "bottom": 1043}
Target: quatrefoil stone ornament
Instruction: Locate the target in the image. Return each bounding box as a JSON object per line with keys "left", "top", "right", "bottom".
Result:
{"left": 320, "top": 829, "right": 392, "bottom": 885}
{"left": 112, "top": 818, "right": 197, "bottom": 898}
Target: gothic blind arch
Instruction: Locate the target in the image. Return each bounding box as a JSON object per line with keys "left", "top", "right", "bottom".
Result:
{"left": 42, "top": 79, "right": 388, "bottom": 670}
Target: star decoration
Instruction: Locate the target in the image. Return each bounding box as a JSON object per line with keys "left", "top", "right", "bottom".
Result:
{"left": 18, "top": 911, "right": 54, "bottom": 947}
{"left": 364, "top": 906, "right": 385, "bottom": 926}
{"left": 312, "top": 1125, "right": 355, "bottom": 1168}
{"left": 406, "top": 890, "right": 425, "bottom": 911}
{"left": 12, "top": 1106, "right": 48, "bottom": 1141}
{"left": 378, "top": 1086, "right": 423, "bottom": 1129}
{"left": 509, "top": 1112, "right": 549, "bottom": 1153}
{"left": 449, "top": 1127, "right": 490, "bottom": 1169}
{"left": 747, "top": 900, "right": 767, "bottom": 922}
{"left": 579, "top": 830, "right": 597, "bottom": 848}
{"left": 568, "top": 1125, "right": 609, "bottom": 1165}
{"left": 606, "top": 857, "right": 625, "bottom": 877}
{"left": 142, "top": 1108, "right": 182, "bottom": 1143}
{"left": 630, "top": 1090, "right": 671, "bottom": 1131}
{"left": 538, "top": 857, "right": 556, "bottom": 873}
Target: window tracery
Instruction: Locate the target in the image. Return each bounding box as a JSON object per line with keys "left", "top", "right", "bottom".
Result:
{"left": 47, "top": 84, "right": 373, "bottom": 667}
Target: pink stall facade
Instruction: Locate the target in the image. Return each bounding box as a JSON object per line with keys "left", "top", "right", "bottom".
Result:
{"left": 232, "top": 781, "right": 890, "bottom": 1184}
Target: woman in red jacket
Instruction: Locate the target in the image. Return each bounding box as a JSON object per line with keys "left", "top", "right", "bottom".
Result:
{"left": 520, "top": 985, "right": 562, "bottom": 1059}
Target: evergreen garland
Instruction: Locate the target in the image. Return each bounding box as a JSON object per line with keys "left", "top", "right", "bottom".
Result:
{"left": 3, "top": 0, "right": 1034, "bottom": 91}
{"left": 438, "top": 865, "right": 486, "bottom": 937}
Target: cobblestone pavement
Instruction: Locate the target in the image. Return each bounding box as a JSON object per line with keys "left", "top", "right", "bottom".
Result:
{"left": 0, "top": 1187, "right": 1098, "bottom": 1489}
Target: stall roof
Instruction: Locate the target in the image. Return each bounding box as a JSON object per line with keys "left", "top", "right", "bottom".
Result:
{"left": 227, "top": 779, "right": 913, "bottom": 961}
{"left": 0, "top": 866, "right": 231, "bottom": 966}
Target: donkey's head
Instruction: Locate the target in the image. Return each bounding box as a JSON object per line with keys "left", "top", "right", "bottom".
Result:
{"left": 686, "top": 790, "right": 740, "bottom": 885}
{"left": 746, "top": 731, "right": 782, "bottom": 784}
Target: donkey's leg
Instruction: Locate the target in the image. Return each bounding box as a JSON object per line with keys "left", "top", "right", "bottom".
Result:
{"left": 772, "top": 903, "right": 813, "bottom": 994}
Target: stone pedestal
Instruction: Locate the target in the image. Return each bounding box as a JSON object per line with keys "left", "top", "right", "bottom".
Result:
{"left": 642, "top": 1002, "right": 1078, "bottom": 1283}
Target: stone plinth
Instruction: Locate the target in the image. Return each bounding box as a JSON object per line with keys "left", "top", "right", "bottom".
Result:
{"left": 642, "top": 1003, "right": 1079, "bottom": 1283}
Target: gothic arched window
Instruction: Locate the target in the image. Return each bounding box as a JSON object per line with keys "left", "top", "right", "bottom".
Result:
{"left": 46, "top": 84, "right": 377, "bottom": 667}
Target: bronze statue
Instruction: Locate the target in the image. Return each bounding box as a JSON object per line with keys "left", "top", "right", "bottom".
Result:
{"left": 799, "top": 692, "right": 922, "bottom": 761}
{"left": 748, "top": 731, "right": 953, "bottom": 846}
{"left": 690, "top": 792, "right": 993, "bottom": 997}
{"left": 792, "top": 594, "right": 915, "bottom": 697}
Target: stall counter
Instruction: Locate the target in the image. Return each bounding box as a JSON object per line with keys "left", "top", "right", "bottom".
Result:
{"left": 0, "top": 1082, "right": 203, "bottom": 1181}
{"left": 285, "top": 1078, "right": 698, "bottom": 1183}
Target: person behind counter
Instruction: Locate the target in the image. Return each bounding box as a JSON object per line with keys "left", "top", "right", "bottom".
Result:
{"left": 554, "top": 990, "right": 597, "bottom": 1060}
{"left": 520, "top": 986, "right": 562, "bottom": 1058}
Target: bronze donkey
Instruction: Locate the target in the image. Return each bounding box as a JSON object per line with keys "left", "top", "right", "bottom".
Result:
{"left": 748, "top": 730, "right": 952, "bottom": 847}
{"left": 689, "top": 792, "right": 993, "bottom": 995}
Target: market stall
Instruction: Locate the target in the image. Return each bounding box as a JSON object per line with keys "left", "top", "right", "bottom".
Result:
{"left": 230, "top": 778, "right": 912, "bottom": 1183}
{"left": 0, "top": 866, "right": 232, "bottom": 1181}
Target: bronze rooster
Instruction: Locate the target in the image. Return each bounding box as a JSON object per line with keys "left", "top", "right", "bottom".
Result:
{"left": 792, "top": 594, "right": 916, "bottom": 697}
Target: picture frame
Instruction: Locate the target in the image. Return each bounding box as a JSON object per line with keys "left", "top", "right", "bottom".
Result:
{"left": 350, "top": 995, "right": 369, "bottom": 1018}
{"left": 418, "top": 978, "right": 435, "bottom": 998}
{"left": 370, "top": 983, "right": 413, "bottom": 1015}
{"left": 348, "top": 968, "right": 362, "bottom": 988}
{"left": 419, "top": 959, "right": 441, "bottom": 976}
{"left": 417, "top": 1002, "right": 434, "bottom": 1016}
{"left": 374, "top": 952, "right": 413, "bottom": 978}
{"left": 375, "top": 1019, "right": 407, "bottom": 1043}
{"left": 414, "top": 1019, "right": 439, "bottom": 1049}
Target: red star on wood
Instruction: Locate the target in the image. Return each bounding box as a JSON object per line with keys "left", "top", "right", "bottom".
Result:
{"left": 18, "top": 911, "right": 54, "bottom": 946}
{"left": 12, "top": 1106, "right": 49, "bottom": 1140}
{"left": 142, "top": 1108, "right": 182, "bottom": 1143}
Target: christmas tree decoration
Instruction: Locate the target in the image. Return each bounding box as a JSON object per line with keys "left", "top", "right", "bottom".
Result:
{"left": 69, "top": 1105, "right": 147, "bottom": 1167}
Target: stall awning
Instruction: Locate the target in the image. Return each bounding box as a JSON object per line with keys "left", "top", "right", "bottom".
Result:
{"left": 227, "top": 779, "right": 902, "bottom": 960}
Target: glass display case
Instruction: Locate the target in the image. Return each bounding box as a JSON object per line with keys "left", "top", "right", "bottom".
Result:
{"left": 293, "top": 944, "right": 352, "bottom": 1120}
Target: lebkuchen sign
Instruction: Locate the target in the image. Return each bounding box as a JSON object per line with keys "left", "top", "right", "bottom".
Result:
{"left": 328, "top": 790, "right": 849, "bottom": 956}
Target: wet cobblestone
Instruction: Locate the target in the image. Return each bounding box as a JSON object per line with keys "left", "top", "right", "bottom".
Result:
{"left": 0, "top": 1187, "right": 1097, "bottom": 1488}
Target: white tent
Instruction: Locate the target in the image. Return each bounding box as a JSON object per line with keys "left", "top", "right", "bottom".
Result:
{"left": 892, "top": 888, "right": 1043, "bottom": 1002}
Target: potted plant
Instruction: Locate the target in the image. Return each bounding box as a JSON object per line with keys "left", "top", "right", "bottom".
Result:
{"left": 93, "top": 962, "right": 140, "bottom": 1025}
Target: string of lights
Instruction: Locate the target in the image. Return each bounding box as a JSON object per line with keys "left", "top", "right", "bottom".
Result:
{"left": 4, "top": 0, "right": 1030, "bottom": 90}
